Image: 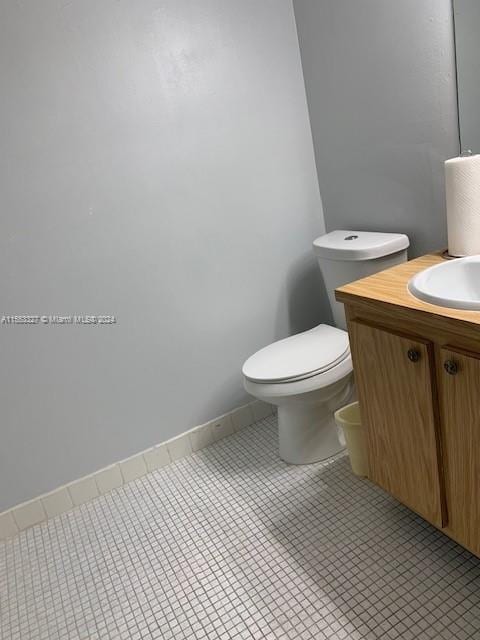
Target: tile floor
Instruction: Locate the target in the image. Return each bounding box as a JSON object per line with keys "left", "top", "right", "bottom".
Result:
{"left": 2, "top": 415, "right": 480, "bottom": 640}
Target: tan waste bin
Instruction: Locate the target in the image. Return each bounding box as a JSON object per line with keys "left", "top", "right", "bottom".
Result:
{"left": 334, "top": 401, "right": 368, "bottom": 477}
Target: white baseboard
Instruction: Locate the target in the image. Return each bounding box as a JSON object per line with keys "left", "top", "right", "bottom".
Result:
{"left": 0, "top": 400, "right": 274, "bottom": 541}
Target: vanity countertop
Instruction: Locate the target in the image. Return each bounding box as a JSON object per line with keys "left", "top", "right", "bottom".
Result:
{"left": 335, "top": 251, "right": 480, "bottom": 328}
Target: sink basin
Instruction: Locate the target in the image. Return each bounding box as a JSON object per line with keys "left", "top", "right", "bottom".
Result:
{"left": 408, "top": 255, "right": 480, "bottom": 310}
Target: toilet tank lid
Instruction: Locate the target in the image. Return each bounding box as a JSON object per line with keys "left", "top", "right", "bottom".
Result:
{"left": 313, "top": 230, "right": 409, "bottom": 261}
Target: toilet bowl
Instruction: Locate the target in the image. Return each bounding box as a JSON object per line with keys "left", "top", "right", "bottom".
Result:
{"left": 243, "top": 324, "right": 354, "bottom": 463}
{"left": 242, "top": 229, "right": 410, "bottom": 464}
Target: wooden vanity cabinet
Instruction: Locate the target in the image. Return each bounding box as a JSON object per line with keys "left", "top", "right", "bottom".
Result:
{"left": 343, "top": 301, "right": 480, "bottom": 558}
{"left": 348, "top": 321, "right": 446, "bottom": 528}
{"left": 335, "top": 253, "right": 480, "bottom": 558}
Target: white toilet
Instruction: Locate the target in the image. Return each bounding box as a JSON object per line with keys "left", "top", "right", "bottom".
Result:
{"left": 243, "top": 230, "right": 409, "bottom": 464}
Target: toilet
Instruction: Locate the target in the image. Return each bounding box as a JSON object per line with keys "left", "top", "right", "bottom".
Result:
{"left": 243, "top": 230, "right": 409, "bottom": 464}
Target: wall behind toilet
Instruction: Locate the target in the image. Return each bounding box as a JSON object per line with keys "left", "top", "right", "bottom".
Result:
{"left": 0, "top": 0, "right": 326, "bottom": 510}
{"left": 293, "top": 0, "right": 460, "bottom": 256}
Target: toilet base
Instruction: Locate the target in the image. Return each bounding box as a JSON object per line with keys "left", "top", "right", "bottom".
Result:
{"left": 244, "top": 353, "right": 354, "bottom": 465}
{"left": 278, "top": 402, "right": 345, "bottom": 464}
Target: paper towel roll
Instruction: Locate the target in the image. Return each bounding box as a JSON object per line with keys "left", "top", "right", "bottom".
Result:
{"left": 446, "top": 153, "right": 480, "bottom": 257}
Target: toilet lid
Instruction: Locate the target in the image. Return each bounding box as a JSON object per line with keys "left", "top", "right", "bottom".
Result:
{"left": 242, "top": 324, "right": 350, "bottom": 383}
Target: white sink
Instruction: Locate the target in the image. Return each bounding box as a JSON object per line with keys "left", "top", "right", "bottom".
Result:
{"left": 408, "top": 255, "right": 480, "bottom": 310}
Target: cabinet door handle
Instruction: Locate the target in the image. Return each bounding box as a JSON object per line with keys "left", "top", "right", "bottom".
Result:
{"left": 444, "top": 360, "right": 458, "bottom": 375}
{"left": 407, "top": 349, "right": 420, "bottom": 362}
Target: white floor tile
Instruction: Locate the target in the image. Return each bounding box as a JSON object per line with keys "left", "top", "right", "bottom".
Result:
{"left": 1, "top": 415, "right": 480, "bottom": 640}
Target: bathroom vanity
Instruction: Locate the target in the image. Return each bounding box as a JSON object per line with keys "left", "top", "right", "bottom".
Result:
{"left": 336, "top": 252, "right": 480, "bottom": 558}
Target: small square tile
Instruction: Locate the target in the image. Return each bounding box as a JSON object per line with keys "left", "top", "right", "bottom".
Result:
{"left": 143, "top": 445, "right": 171, "bottom": 472}
{"left": 189, "top": 424, "right": 214, "bottom": 452}
{"left": 120, "top": 454, "right": 148, "bottom": 483}
{"left": 166, "top": 434, "right": 192, "bottom": 461}
{"left": 0, "top": 511, "right": 19, "bottom": 540}
{"left": 41, "top": 487, "right": 73, "bottom": 519}
{"left": 231, "top": 404, "right": 254, "bottom": 431}
{"left": 95, "top": 465, "right": 123, "bottom": 494}
{"left": 12, "top": 499, "right": 46, "bottom": 530}
{"left": 2, "top": 411, "right": 477, "bottom": 640}
{"left": 68, "top": 476, "right": 98, "bottom": 506}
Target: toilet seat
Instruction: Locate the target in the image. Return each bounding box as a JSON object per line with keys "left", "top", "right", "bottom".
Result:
{"left": 242, "top": 324, "right": 350, "bottom": 384}
{"left": 244, "top": 352, "right": 353, "bottom": 400}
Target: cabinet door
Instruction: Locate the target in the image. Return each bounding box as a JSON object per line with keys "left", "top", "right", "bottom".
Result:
{"left": 439, "top": 346, "right": 480, "bottom": 555}
{"left": 349, "top": 321, "right": 446, "bottom": 527}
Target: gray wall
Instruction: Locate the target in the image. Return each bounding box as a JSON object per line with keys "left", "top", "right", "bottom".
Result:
{"left": 0, "top": 0, "right": 325, "bottom": 510}
{"left": 293, "top": 0, "right": 460, "bottom": 256}
{"left": 453, "top": 0, "right": 480, "bottom": 153}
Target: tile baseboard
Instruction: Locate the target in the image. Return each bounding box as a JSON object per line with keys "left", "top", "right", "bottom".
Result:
{"left": 0, "top": 400, "right": 274, "bottom": 541}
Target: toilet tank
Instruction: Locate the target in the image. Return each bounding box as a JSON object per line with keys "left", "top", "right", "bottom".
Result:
{"left": 313, "top": 230, "right": 409, "bottom": 330}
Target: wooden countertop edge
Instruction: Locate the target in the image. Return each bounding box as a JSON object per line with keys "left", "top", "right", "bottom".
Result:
{"left": 336, "top": 289, "right": 435, "bottom": 322}
{"left": 335, "top": 289, "right": 478, "bottom": 332}
{"left": 334, "top": 251, "right": 480, "bottom": 330}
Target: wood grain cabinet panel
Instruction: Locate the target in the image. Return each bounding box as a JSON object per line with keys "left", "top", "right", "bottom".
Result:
{"left": 439, "top": 346, "right": 480, "bottom": 556}
{"left": 349, "top": 321, "right": 446, "bottom": 528}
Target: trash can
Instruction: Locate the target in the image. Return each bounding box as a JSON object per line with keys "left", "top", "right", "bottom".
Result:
{"left": 334, "top": 401, "right": 368, "bottom": 477}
